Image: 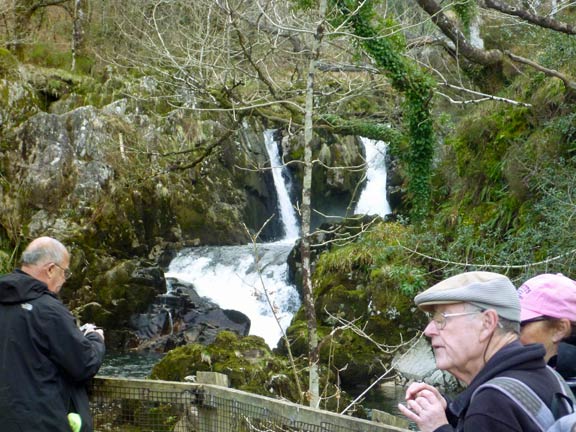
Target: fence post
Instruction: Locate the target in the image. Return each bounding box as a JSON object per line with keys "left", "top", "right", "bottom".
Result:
{"left": 196, "top": 371, "right": 229, "bottom": 387}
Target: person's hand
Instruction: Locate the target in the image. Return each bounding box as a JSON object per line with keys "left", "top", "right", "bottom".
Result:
{"left": 404, "top": 382, "right": 447, "bottom": 409}
{"left": 397, "top": 382, "right": 449, "bottom": 432}
{"left": 79, "top": 323, "right": 104, "bottom": 340}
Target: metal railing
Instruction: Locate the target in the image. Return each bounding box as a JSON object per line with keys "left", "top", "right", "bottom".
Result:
{"left": 90, "top": 376, "right": 411, "bottom": 432}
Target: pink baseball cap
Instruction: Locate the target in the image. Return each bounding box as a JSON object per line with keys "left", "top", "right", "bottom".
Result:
{"left": 517, "top": 273, "right": 576, "bottom": 322}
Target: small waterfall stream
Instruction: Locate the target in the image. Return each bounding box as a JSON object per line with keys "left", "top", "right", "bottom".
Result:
{"left": 263, "top": 129, "right": 300, "bottom": 241}
{"left": 355, "top": 137, "right": 391, "bottom": 217}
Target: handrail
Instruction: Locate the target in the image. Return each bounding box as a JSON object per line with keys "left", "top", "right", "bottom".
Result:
{"left": 90, "top": 376, "right": 412, "bottom": 432}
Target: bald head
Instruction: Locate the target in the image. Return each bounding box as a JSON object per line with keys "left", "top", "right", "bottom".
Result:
{"left": 22, "top": 237, "right": 67, "bottom": 267}
{"left": 21, "top": 237, "right": 70, "bottom": 294}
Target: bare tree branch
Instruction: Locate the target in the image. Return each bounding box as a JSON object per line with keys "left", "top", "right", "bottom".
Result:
{"left": 316, "top": 62, "right": 379, "bottom": 73}
{"left": 167, "top": 126, "right": 237, "bottom": 171}
{"left": 484, "top": 0, "right": 576, "bottom": 35}
{"left": 506, "top": 51, "right": 576, "bottom": 92}
{"left": 415, "top": 0, "right": 576, "bottom": 94}
{"left": 437, "top": 82, "right": 533, "bottom": 106}
{"left": 399, "top": 243, "right": 576, "bottom": 271}
{"left": 242, "top": 219, "right": 305, "bottom": 404}
{"left": 415, "top": 0, "right": 503, "bottom": 65}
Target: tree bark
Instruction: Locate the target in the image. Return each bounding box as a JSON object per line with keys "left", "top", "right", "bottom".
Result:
{"left": 72, "top": 0, "right": 88, "bottom": 71}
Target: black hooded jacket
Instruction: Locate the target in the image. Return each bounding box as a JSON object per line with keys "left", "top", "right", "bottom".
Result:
{"left": 552, "top": 342, "right": 576, "bottom": 398}
{"left": 0, "top": 269, "right": 105, "bottom": 432}
{"left": 554, "top": 342, "right": 576, "bottom": 380}
{"left": 435, "top": 341, "right": 573, "bottom": 431}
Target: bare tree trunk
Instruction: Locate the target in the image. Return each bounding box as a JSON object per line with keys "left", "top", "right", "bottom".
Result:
{"left": 71, "top": 0, "right": 87, "bottom": 71}
{"left": 301, "top": 0, "right": 327, "bottom": 409}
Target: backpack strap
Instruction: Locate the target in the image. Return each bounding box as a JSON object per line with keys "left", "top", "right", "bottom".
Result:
{"left": 473, "top": 369, "right": 576, "bottom": 432}
{"left": 472, "top": 377, "right": 554, "bottom": 431}
{"left": 549, "top": 367, "right": 576, "bottom": 401}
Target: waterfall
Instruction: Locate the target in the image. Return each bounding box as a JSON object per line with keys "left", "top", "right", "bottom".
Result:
{"left": 263, "top": 129, "right": 300, "bottom": 241}
{"left": 165, "top": 243, "right": 300, "bottom": 348}
{"left": 164, "top": 130, "right": 302, "bottom": 348}
{"left": 355, "top": 137, "right": 392, "bottom": 217}
{"left": 164, "top": 307, "right": 174, "bottom": 335}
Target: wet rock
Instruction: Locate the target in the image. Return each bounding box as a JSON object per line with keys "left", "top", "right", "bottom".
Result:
{"left": 129, "top": 278, "right": 251, "bottom": 352}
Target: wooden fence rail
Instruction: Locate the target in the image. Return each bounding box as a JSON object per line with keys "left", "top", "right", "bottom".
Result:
{"left": 90, "top": 376, "right": 412, "bottom": 432}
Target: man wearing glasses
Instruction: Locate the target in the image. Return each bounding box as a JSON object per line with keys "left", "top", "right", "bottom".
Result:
{"left": 397, "top": 271, "right": 573, "bottom": 431}
{"left": 0, "top": 236, "right": 105, "bottom": 432}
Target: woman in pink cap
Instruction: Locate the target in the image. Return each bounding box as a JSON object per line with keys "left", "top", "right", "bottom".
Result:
{"left": 518, "top": 273, "right": 576, "bottom": 388}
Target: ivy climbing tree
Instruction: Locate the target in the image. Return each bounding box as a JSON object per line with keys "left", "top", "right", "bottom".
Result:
{"left": 332, "top": 0, "right": 436, "bottom": 222}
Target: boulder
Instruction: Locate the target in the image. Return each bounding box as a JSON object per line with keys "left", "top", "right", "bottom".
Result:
{"left": 128, "top": 278, "right": 251, "bottom": 352}
{"left": 393, "top": 337, "right": 460, "bottom": 393}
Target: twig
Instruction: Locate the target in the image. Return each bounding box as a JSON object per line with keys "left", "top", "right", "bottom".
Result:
{"left": 241, "top": 219, "right": 305, "bottom": 403}
{"left": 399, "top": 242, "right": 576, "bottom": 270}
{"left": 437, "top": 83, "right": 532, "bottom": 107}
{"left": 340, "top": 332, "right": 424, "bottom": 415}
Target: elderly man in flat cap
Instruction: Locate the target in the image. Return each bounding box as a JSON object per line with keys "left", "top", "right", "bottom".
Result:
{"left": 397, "top": 271, "right": 574, "bottom": 431}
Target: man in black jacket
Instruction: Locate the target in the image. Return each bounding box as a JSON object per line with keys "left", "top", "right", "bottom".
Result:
{"left": 397, "top": 271, "right": 573, "bottom": 431}
{"left": 0, "top": 236, "right": 105, "bottom": 432}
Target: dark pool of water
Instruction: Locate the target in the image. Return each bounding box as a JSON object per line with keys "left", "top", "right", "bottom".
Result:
{"left": 97, "top": 351, "right": 163, "bottom": 378}
{"left": 349, "top": 382, "right": 418, "bottom": 430}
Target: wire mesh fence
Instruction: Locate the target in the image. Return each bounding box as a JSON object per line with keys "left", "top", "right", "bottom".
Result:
{"left": 90, "top": 377, "right": 409, "bottom": 432}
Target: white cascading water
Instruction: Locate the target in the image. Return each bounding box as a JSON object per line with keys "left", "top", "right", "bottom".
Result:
{"left": 355, "top": 137, "right": 392, "bottom": 217}
{"left": 263, "top": 129, "right": 300, "bottom": 241}
{"left": 165, "top": 130, "right": 300, "bottom": 348}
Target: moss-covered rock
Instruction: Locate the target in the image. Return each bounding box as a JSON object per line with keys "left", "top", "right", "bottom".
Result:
{"left": 282, "top": 221, "right": 427, "bottom": 388}
{"left": 150, "top": 331, "right": 300, "bottom": 400}
{"left": 0, "top": 48, "right": 19, "bottom": 78}
{"left": 150, "top": 331, "right": 366, "bottom": 416}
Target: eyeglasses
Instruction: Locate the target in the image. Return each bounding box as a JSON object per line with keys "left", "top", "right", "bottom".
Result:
{"left": 52, "top": 262, "right": 72, "bottom": 280}
{"left": 427, "top": 311, "right": 481, "bottom": 330}
{"left": 520, "top": 316, "right": 551, "bottom": 328}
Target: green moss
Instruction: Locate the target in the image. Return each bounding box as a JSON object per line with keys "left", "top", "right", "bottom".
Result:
{"left": 0, "top": 250, "right": 11, "bottom": 274}
{"left": 150, "top": 344, "right": 207, "bottom": 381}
{"left": 452, "top": 2, "right": 477, "bottom": 37}
{"left": 318, "top": 114, "right": 404, "bottom": 146}
{"left": 150, "top": 331, "right": 308, "bottom": 402}
{"left": 22, "top": 43, "right": 73, "bottom": 70}
{"left": 0, "top": 48, "right": 19, "bottom": 78}
{"left": 283, "top": 222, "right": 428, "bottom": 386}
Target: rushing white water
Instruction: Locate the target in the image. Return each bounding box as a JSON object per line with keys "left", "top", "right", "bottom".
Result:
{"left": 165, "top": 242, "right": 300, "bottom": 348}
{"left": 355, "top": 137, "right": 392, "bottom": 217}
{"left": 264, "top": 129, "right": 300, "bottom": 241}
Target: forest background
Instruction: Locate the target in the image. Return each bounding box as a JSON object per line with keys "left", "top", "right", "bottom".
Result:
{"left": 1, "top": 0, "right": 575, "bottom": 418}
